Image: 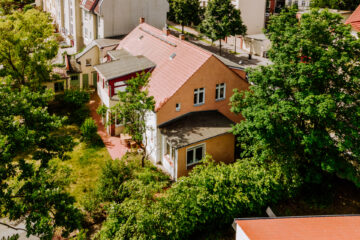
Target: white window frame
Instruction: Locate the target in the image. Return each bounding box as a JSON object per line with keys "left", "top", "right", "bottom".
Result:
{"left": 194, "top": 88, "right": 205, "bottom": 106}
{"left": 215, "top": 83, "right": 226, "bottom": 101}
{"left": 186, "top": 143, "right": 206, "bottom": 167}
{"left": 176, "top": 103, "right": 181, "bottom": 112}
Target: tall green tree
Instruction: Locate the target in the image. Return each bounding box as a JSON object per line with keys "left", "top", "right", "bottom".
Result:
{"left": 230, "top": 8, "right": 360, "bottom": 186}
{"left": 0, "top": 9, "right": 58, "bottom": 89}
{"left": 312, "top": 0, "right": 360, "bottom": 10}
{"left": 200, "top": 0, "right": 246, "bottom": 55}
{"left": 0, "top": 81, "right": 82, "bottom": 239}
{"left": 110, "top": 72, "right": 155, "bottom": 167}
{"left": 170, "top": 0, "right": 201, "bottom": 33}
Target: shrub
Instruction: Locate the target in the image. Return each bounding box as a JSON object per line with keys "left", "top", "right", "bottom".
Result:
{"left": 98, "top": 157, "right": 300, "bottom": 240}
{"left": 63, "top": 90, "right": 90, "bottom": 108}
{"left": 71, "top": 106, "right": 90, "bottom": 125}
{"left": 80, "top": 118, "right": 98, "bottom": 142}
{"left": 96, "top": 105, "right": 108, "bottom": 118}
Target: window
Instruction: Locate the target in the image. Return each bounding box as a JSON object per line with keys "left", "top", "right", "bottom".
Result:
{"left": 115, "top": 114, "right": 122, "bottom": 126}
{"left": 215, "top": 83, "right": 226, "bottom": 101}
{"left": 54, "top": 81, "right": 64, "bottom": 92}
{"left": 70, "top": 75, "right": 79, "bottom": 81}
{"left": 85, "top": 59, "right": 92, "bottom": 66}
{"left": 176, "top": 103, "right": 181, "bottom": 112}
{"left": 194, "top": 88, "right": 205, "bottom": 106}
{"left": 186, "top": 144, "right": 205, "bottom": 167}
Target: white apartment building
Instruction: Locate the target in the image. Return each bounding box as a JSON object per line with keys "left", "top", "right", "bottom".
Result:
{"left": 38, "top": 0, "right": 84, "bottom": 52}
{"left": 81, "top": 0, "right": 169, "bottom": 45}
{"left": 286, "top": 0, "right": 311, "bottom": 10}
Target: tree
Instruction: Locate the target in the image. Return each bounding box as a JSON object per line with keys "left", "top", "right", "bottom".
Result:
{"left": 0, "top": 9, "right": 58, "bottom": 89}
{"left": 230, "top": 8, "right": 360, "bottom": 186}
{"left": 170, "top": 0, "right": 201, "bottom": 33}
{"left": 200, "top": 0, "right": 246, "bottom": 55}
{"left": 229, "top": 9, "right": 247, "bottom": 54}
{"left": 0, "top": 0, "right": 34, "bottom": 15}
{"left": 311, "top": 0, "right": 360, "bottom": 11}
{"left": 0, "top": 81, "right": 82, "bottom": 239}
{"left": 111, "top": 72, "right": 155, "bottom": 167}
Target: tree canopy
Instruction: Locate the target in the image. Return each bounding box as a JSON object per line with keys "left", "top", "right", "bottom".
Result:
{"left": 0, "top": 9, "right": 58, "bottom": 89}
{"left": 231, "top": 8, "right": 360, "bottom": 186}
{"left": 200, "top": 0, "right": 246, "bottom": 55}
{"left": 0, "top": 81, "right": 82, "bottom": 239}
{"left": 312, "top": 0, "right": 360, "bottom": 11}
{"left": 169, "top": 0, "right": 202, "bottom": 33}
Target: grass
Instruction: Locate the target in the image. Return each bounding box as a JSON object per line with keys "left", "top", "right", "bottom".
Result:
{"left": 52, "top": 124, "right": 112, "bottom": 206}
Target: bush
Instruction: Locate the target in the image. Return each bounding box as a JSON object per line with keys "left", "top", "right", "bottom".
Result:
{"left": 98, "top": 157, "right": 300, "bottom": 240}
{"left": 63, "top": 90, "right": 90, "bottom": 108}
{"left": 96, "top": 105, "right": 108, "bottom": 118}
{"left": 80, "top": 118, "right": 98, "bottom": 142}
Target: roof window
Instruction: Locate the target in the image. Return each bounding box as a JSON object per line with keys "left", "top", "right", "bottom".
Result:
{"left": 139, "top": 35, "right": 144, "bottom": 40}
{"left": 169, "top": 53, "right": 176, "bottom": 60}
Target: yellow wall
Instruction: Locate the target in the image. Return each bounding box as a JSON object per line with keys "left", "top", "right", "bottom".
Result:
{"left": 78, "top": 46, "right": 100, "bottom": 88}
{"left": 157, "top": 56, "right": 249, "bottom": 125}
{"left": 176, "top": 133, "right": 235, "bottom": 178}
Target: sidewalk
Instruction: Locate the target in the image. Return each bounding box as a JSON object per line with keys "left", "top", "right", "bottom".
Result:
{"left": 168, "top": 22, "right": 272, "bottom": 69}
{"left": 88, "top": 94, "right": 129, "bottom": 160}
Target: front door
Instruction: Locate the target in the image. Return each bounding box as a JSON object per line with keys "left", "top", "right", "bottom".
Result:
{"left": 83, "top": 73, "right": 89, "bottom": 89}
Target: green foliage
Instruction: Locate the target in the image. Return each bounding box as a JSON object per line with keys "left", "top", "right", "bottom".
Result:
{"left": 200, "top": 0, "right": 246, "bottom": 55}
{"left": 80, "top": 118, "right": 98, "bottom": 143}
{"left": 169, "top": 0, "right": 202, "bottom": 33}
{"left": 231, "top": 9, "right": 360, "bottom": 186}
{"left": 96, "top": 155, "right": 169, "bottom": 204}
{"left": 96, "top": 105, "right": 108, "bottom": 118}
{"left": 0, "top": 9, "right": 58, "bottom": 89}
{"left": 0, "top": 83, "right": 82, "bottom": 239}
{"left": 63, "top": 90, "right": 90, "bottom": 108}
{"left": 311, "top": 0, "right": 360, "bottom": 10}
{"left": 0, "top": 0, "right": 34, "bottom": 15}
{"left": 98, "top": 157, "right": 298, "bottom": 239}
{"left": 110, "top": 72, "right": 155, "bottom": 166}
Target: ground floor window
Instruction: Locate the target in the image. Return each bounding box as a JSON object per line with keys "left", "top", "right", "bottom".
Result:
{"left": 54, "top": 81, "right": 64, "bottom": 93}
{"left": 70, "top": 74, "right": 80, "bottom": 89}
{"left": 186, "top": 144, "right": 205, "bottom": 167}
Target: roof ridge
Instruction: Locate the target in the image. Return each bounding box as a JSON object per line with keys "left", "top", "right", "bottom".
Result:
{"left": 140, "top": 23, "right": 212, "bottom": 57}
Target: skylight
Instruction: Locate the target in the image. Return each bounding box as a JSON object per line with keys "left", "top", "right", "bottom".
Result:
{"left": 169, "top": 53, "right": 176, "bottom": 60}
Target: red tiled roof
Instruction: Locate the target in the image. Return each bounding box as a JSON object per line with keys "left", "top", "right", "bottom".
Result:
{"left": 81, "top": 0, "right": 99, "bottom": 11}
{"left": 236, "top": 216, "right": 360, "bottom": 240}
{"left": 117, "top": 23, "right": 213, "bottom": 111}
{"left": 94, "top": 0, "right": 102, "bottom": 14}
{"left": 345, "top": 5, "right": 360, "bottom": 32}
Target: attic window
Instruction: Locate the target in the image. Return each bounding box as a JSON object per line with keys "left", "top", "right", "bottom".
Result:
{"left": 176, "top": 103, "right": 181, "bottom": 111}
{"left": 139, "top": 35, "right": 144, "bottom": 40}
{"left": 169, "top": 53, "right": 176, "bottom": 60}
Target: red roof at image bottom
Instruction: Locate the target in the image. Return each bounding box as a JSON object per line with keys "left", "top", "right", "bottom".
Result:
{"left": 236, "top": 215, "right": 360, "bottom": 240}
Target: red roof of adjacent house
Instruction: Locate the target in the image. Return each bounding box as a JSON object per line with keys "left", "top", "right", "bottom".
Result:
{"left": 116, "top": 23, "right": 213, "bottom": 110}
{"left": 235, "top": 215, "right": 360, "bottom": 240}
{"left": 81, "top": 0, "right": 99, "bottom": 11}
{"left": 345, "top": 5, "right": 360, "bottom": 32}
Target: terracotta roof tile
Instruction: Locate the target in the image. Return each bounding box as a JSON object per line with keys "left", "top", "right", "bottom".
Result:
{"left": 345, "top": 5, "right": 360, "bottom": 32}
{"left": 236, "top": 215, "right": 360, "bottom": 240}
{"left": 117, "top": 23, "right": 212, "bottom": 110}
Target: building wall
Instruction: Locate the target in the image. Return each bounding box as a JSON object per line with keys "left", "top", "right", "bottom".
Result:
{"left": 176, "top": 133, "right": 235, "bottom": 178}
{"left": 82, "top": 9, "right": 97, "bottom": 46}
{"left": 236, "top": 224, "right": 250, "bottom": 240}
{"left": 237, "top": 0, "right": 267, "bottom": 35}
{"left": 156, "top": 56, "right": 249, "bottom": 125}
{"left": 77, "top": 46, "right": 100, "bottom": 88}
{"left": 100, "top": 0, "right": 169, "bottom": 38}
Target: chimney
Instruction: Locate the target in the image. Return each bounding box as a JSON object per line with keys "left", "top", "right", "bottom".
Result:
{"left": 163, "top": 27, "right": 170, "bottom": 36}
{"left": 179, "top": 34, "right": 185, "bottom": 40}
{"left": 139, "top": 17, "right": 145, "bottom": 24}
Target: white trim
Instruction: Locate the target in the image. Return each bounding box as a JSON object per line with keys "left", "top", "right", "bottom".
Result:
{"left": 186, "top": 143, "right": 206, "bottom": 167}
{"left": 194, "top": 87, "right": 205, "bottom": 106}
{"left": 236, "top": 225, "right": 250, "bottom": 240}
{"left": 215, "top": 83, "right": 226, "bottom": 101}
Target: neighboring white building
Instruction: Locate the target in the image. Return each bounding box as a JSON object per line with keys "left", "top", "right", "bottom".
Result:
{"left": 200, "top": 0, "right": 267, "bottom": 35}
{"left": 80, "top": 0, "right": 169, "bottom": 43}
{"left": 286, "top": 0, "right": 311, "bottom": 10}
{"left": 38, "top": 0, "right": 84, "bottom": 52}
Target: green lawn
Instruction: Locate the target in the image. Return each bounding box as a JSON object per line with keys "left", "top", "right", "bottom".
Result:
{"left": 52, "top": 124, "right": 112, "bottom": 206}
